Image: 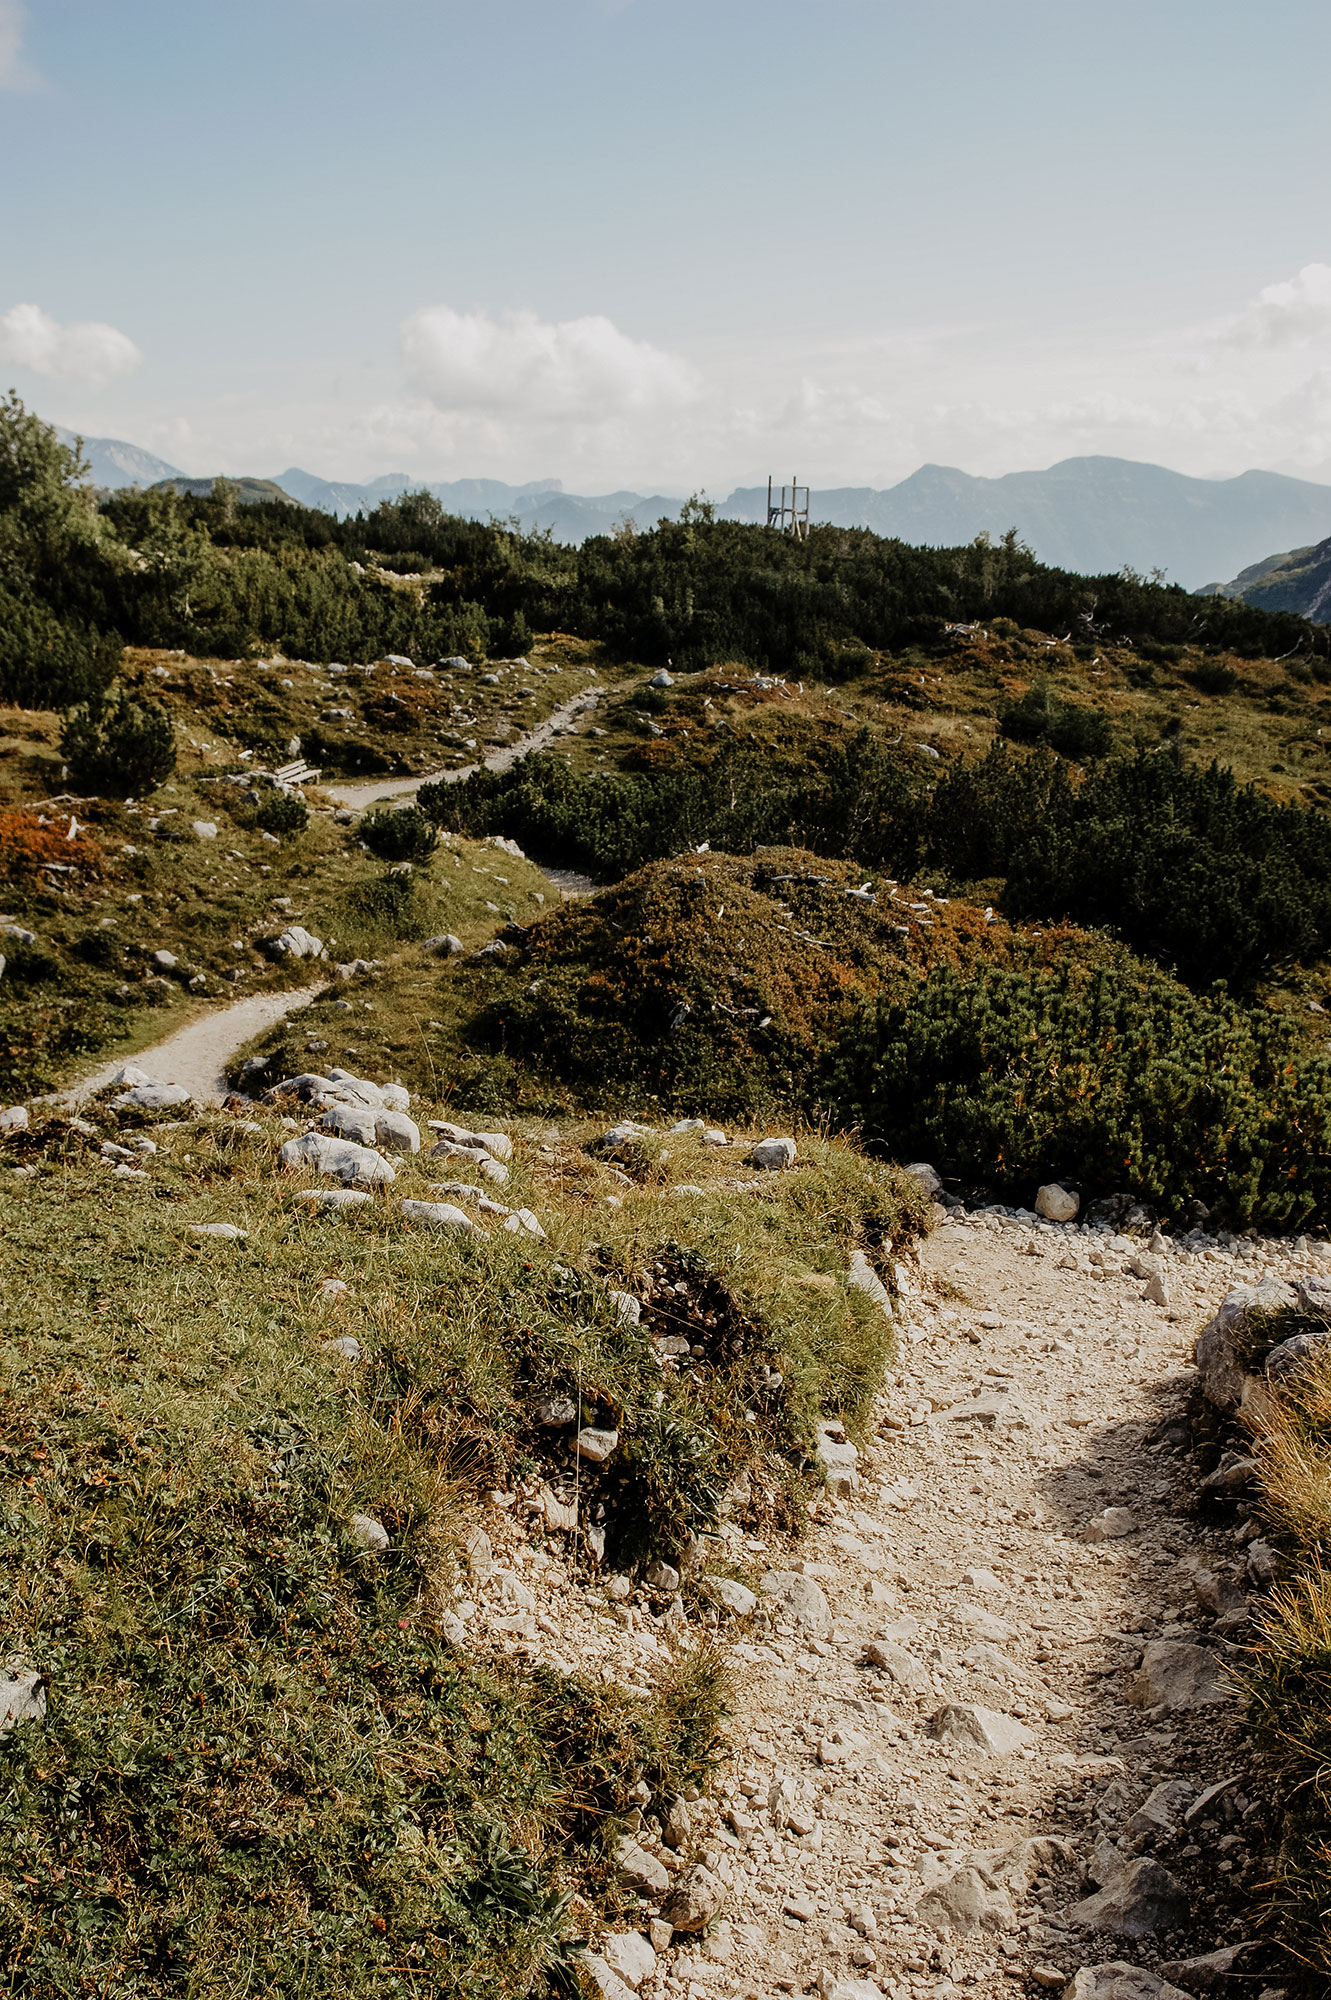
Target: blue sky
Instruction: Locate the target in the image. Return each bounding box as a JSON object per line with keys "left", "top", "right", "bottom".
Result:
{"left": 2, "top": 0, "right": 1330, "bottom": 489}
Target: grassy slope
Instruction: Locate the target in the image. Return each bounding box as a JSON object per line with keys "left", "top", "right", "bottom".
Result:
{"left": 0, "top": 1087, "right": 924, "bottom": 1996}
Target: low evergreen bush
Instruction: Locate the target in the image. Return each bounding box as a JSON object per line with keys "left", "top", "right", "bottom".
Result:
{"left": 60, "top": 686, "right": 176, "bottom": 796}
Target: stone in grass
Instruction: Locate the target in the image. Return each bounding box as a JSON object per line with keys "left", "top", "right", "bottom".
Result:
{"left": 503, "top": 1207, "right": 547, "bottom": 1240}
{"left": 349, "top": 1514, "right": 389, "bottom": 1554}
{"left": 1064, "top": 1968, "right": 1191, "bottom": 1998}
{"left": 576, "top": 1427, "right": 620, "bottom": 1463}
{"left": 612, "top": 1836, "right": 669, "bottom": 1898}
{"left": 598, "top": 1932, "right": 656, "bottom": 1989}
{"left": 374, "top": 1109, "right": 420, "bottom": 1155}
{"left": 399, "top": 1198, "right": 479, "bottom": 1233}
{"left": 904, "top": 1161, "right": 943, "bottom": 1197}
{"left": 749, "top": 1135, "right": 796, "bottom": 1171}
{"left": 421, "top": 933, "right": 464, "bottom": 957}
{"left": 113, "top": 1081, "right": 191, "bottom": 1112}
{"left": 321, "top": 1336, "right": 362, "bottom": 1361}
{"left": 0, "top": 1105, "right": 29, "bottom": 1134}
{"left": 191, "top": 820, "right": 217, "bottom": 840}
{"left": 608, "top": 1290, "right": 642, "bottom": 1325}
{"left": 319, "top": 1103, "right": 378, "bottom": 1147}
{"left": 294, "top": 1188, "right": 372, "bottom": 1214}
{"left": 759, "top": 1569, "right": 832, "bottom": 1637}
{"left": 279, "top": 1131, "right": 395, "bottom": 1187}
{"left": 927, "top": 1703, "right": 1035, "bottom": 1756}
{"left": 0, "top": 1667, "right": 46, "bottom": 1734}
{"left": 705, "top": 1576, "right": 757, "bottom": 1616}
{"left": 188, "top": 1221, "right": 246, "bottom": 1240}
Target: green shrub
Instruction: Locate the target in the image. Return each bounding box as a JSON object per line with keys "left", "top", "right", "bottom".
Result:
{"left": 1192, "top": 659, "right": 1238, "bottom": 695}
{"left": 361, "top": 804, "right": 439, "bottom": 863}
{"left": 60, "top": 686, "right": 176, "bottom": 796}
{"left": 254, "top": 789, "right": 309, "bottom": 835}
{"left": 999, "top": 679, "right": 1113, "bottom": 759}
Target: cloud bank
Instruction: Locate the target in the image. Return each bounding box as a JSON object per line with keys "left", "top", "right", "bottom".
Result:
{"left": 400, "top": 304, "right": 698, "bottom": 422}
{"left": 0, "top": 303, "right": 143, "bottom": 387}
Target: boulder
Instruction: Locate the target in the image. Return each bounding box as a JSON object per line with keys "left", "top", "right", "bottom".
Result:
{"left": 759, "top": 1569, "right": 831, "bottom": 1636}
{"left": 374, "top": 1109, "right": 421, "bottom": 1155}
{"left": 1194, "top": 1277, "right": 1297, "bottom": 1412}
{"left": 112, "top": 1081, "right": 190, "bottom": 1112}
{"left": 1294, "top": 1274, "right": 1331, "bottom": 1314}
{"left": 916, "top": 1834, "right": 1075, "bottom": 1936}
{"left": 1157, "top": 1943, "right": 1253, "bottom": 1992}
{"left": 1068, "top": 1856, "right": 1187, "bottom": 1937}
{"left": 279, "top": 1132, "right": 395, "bottom": 1187}
{"left": 399, "top": 1199, "right": 478, "bottom": 1233}
{"left": 1130, "top": 1640, "right": 1231, "bottom": 1714}
{"left": 380, "top": 1082, "right": 411, "bottom": 1112}
{"left": 275, "top": 925, "right": 325, "bottom": 959}
{"left": 319, "top": 1103, "right": 379, "bottom": 1146}
{"left": 152, "top": 949, "right": 178, "bottom": 970}
{"left": 1036, "top": 1183, "right": 1079, "bottom": 1222}
{"left": 749, "top": 1135, "right": 797, "bottom": 1172}
{"left": 927, "top": 1704, "right": 1035, "bottom": 1756}
{"left": 268, "top": 1072, "right": 333, "bottom": 1103}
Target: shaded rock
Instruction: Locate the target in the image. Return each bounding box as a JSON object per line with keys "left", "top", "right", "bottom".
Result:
{"left": 609, "top": 1289, "right": 642, "bottom": 1325}
{"left": 905, "top": 1162, "right": 942, "bottom": 1197}
{"left": 1265, "top": 1329, "right": 1331, "bottom": 1384}
{"left": 280, "top": 1131, "right": 395, "bottom": 1187}
{"left": 918, "top": 1836, "right": 1074, "bottom": 1937}
{"left": 1293, "top": 1274, "right": 1331, "bottom": 1315}
{"left": 319, "top": 1103, "right": 379, "bottom": 1146}
{"left": 749, "top": 1135, "right": 796, "bottom": 1171}
{"left": 0, "top": 1105, "right": 29, "bottom": 1134}
{"left": 613, "top": 1836, "right": 670, "bottom": 1898}
{"left": 705, "top": 1576, "right": 757, "bottom": 1616}
{"left": 760, "top": 1569, "right": 831, "bottom": 1636}
{"left": 534, "top": 1397, "right": 577, "bottom": 1428}
{"left": 1036, "top": 1183, "right": 1079, "bottom": 1222}
{"left": 1064, "top": 1970, "right": 1191, "bottom": 2000}
{"left": 1128, "top": 1780, "right": 1195, "bottom": 1841}
{"left": 1158, "top": 1942, "right": 1254, "bottom": 1991}
{"left": 1069, "top": 1857, "right": 1187, "bottom": 1937}
{"left": 847, "top": 1248, "right": 892, "bottom": 1315}
{"left": 1194, "top": 1277, "right": 1296, "bottom": 1412}
{"left": 1130, "top": 1641, "right": 1231, "bottom": 1714}
{"left": 645, "top": 1560, "right": 680, "bottom": 1594}
{"left": 422, "top": 933, "right": 464, "bottom": 957}
{"left": 1087, "top": 1507, "right": 1136, "bottom": 1541}
{"left": 928, "top": 1703, "right": 1035, "bottom": 1756}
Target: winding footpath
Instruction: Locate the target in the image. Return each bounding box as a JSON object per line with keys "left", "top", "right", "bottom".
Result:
{"left": 64, "top": 690, "right": 601, "bottom": 1104}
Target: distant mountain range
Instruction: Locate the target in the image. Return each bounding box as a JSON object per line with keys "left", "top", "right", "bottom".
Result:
{"left": 57, "top": 424, "right": 1331, "bottom": 591}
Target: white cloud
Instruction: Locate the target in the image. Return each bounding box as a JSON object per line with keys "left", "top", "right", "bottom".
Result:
{"left": 0, "top": 302, "right": 143, "bottom": 386}
{"left": 1220, "top": 262, "right": 1331, "bottom": 349}
{"left": 400, "top": 304, "right": 698, "bottom": 422}
{"left": 0, "top": 0, "right": 39, "bottom": 90}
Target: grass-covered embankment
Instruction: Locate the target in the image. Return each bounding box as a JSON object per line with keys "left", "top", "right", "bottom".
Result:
{"left": 0, "top": 1091, "right": 925, "bottom": 1996}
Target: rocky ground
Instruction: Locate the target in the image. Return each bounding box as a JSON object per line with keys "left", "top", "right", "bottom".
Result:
{"left": 502, "top": 1207, "right": 1313, "bottom": 2000}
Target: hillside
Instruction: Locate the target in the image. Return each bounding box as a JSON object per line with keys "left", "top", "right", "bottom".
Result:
{"left": 1217, "top": 533, "right": 1331, "bottom": 623}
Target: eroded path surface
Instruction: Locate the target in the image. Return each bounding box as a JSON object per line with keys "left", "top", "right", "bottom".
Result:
{"left": 66, "top": 983, "right": 325, "bottom": 1104}
{"left": 640, "top": 1210, "right": 1307, "bottom": 2000}
{"left": 323, "top": 688, "right": 601, "bottom": 809}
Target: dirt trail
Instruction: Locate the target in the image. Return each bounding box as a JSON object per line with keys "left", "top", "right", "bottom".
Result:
{"left": 625, "top": 1210, "right": 1299, "bottom": 2000}
{"left": 322, "top": 687, "right": 601, "bottom": 810}
{"left": 66, "top": 984, "right": 325, "bottom": 1105}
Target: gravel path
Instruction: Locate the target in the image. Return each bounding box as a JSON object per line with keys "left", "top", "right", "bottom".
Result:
{"left": 675, "top": 1213, "right": 1283, "bottom": 1999}
{"left": 66, "top": 983, "right": 325, "bottom": 1105}
{"left": 322, "top": 688, "right": 602, "bottom": 810}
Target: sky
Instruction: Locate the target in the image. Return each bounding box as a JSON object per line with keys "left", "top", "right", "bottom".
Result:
{"left": 1, "top": 0, "right": 1330, "bottom": 493}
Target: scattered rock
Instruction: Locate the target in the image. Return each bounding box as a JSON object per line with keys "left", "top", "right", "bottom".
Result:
{"left": 576, "top": 1427, "right": 620, "bottom": 1464}
{"left": 319, "top": 1103, "right": 378, "bottom": 1146}
{"left": 749, "top": 1135, "right": 797, "bottom": 1171}
{"left": 704, "top": 1576, "right": 757, "bottom": 1616}
{"left": 608, "top": 1290, "right": 642, "bottom": 1325}
{"left": 759, "top": 1569, "right": 832, "bottom": 1636}
{"left": 399, "top": 1199, "right": 478, "bottom": 1233}
{"left": 0, "top": 1105, "right": 29, "bottom": 1134}
{"left": 1063, "top": 1970, "right": 1191, "bottom": 2000}
{"left": 503, "top": 1207, "right": 547, "bottom": 1240}
{"left": 280, "top": 1132, "right": 395, "bottom": 1187}
{"left": 1069, "top": 1856, "right": 1188, "bottom": 1937}
{"left": 1194, "top": 1277, "right": 1296, "bottom": 1411}
{"left": 422, "top": 933, "right": 464, "bottom": 956}
{"left": 598, "top": 1932, "right": 657, "bottom": 1989}
{"left": 152, "top": 949, "right": 178, "bottom": 970}
{"left": 191, "top": 820, "right": 217, "bottom": 839}
{"left": 535, "top": 1397, "right": 577, "bottom": 1428}
{"left": 1036, "top": 1183, "right": 1079, "bottom": 1222}
{"left": 927, "top": 1703, "right": 1035, "bottom": 1757}
{"left": 113, "top": 1081, "right": 190, "bottom": 1112}
{"left": 661, "top": 1864, "right": 724, "bottom": 1932}
{"left": 1130, "top": 1641, "right": 1232, "bottom": 1714}
{"left": 293, "top": 1187, "right": 372, "bottom": 1214}
{"left": 613, "top": 1837, "right": 670, "bottom": 1898}
{"left": 187, "top": 1222, "right": 246, "bottom": 1241}
{"left": 374, "top": 1109, "right": 421, "bottom": 1155}
{"left": 580, "top": 1956, "right": 636, "bottom": 2000}
{"left": 0, "top": 1667, "right": 46, "bottom": 1734}
{"left": 645, "top": 1560, "right": 680, "bottom": 1594}
{"left": 905, "top": 1162, "right": 943, "bottom": 1197}
{"left": 321, "top": 1336, "right": 362, "bottom": 1361}
{"left": 1265, "top": 1329, "right": 1331, "bottom": 1384}
{"left": 1158, "top": 1942, "right": 1254, "bottom": 1992}
{"left": 864, "top": 1638, "right": 931, "bottom": 1692}
{"left": 1086, "top": 1507, "right": 1136, "bottom": 1541}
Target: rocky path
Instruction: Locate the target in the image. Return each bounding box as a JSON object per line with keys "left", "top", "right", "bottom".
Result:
{"left": 65, "top": 983, "right": 325, "bottom": 1105}
{"left": 589, "top": 1208, "right": 1309, "bottom": 2000}
{"left": 322, "top": 687, "right": 602, "bottom": 809}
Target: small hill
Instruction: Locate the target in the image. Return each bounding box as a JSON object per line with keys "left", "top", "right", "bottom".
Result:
{"left": 1216, "top": 533, "right": 1331, "bottom": 623}
{"left": 55, "top": 426, "right": 185, "bottom": 490}
{"left": 149, "top": 474, "right": 304, "bottom": 506}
